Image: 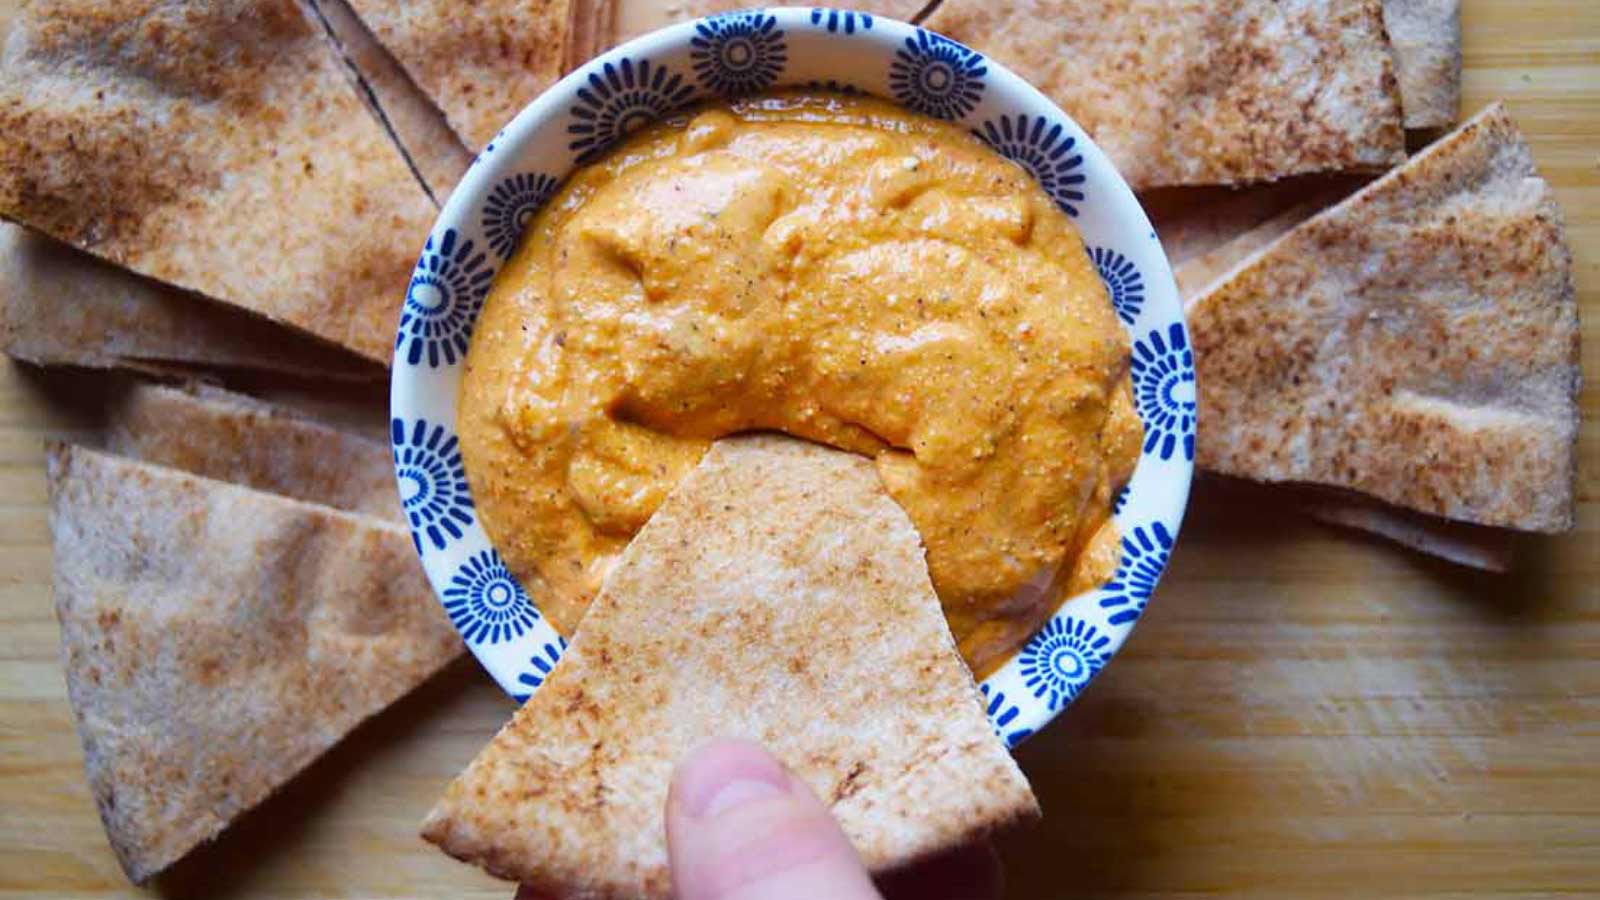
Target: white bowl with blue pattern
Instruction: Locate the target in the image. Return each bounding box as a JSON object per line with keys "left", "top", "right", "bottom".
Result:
{"left": 389, "top": 6, "right": 1194, "bottom": 747}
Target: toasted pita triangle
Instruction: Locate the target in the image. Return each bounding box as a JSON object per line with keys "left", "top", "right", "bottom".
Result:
{"left": 47, "top": 445, "right": 462, "bottom": 883}
{"left": 1190, "top": 104, "right": 1579, "bottom": 532}
{"left": 1384, "top": 0, "right": 1462, "bottom": 130}
{"left": 105, "top": 383, "right": 400, "bottom": 521}
{"left": 306, "top": 0, "right": 472, "bottom": 200}
{"left": 345, "top": 0, "right": 572, "bottom": 148}
{"left": 925, "top": 0, "right": 1406, "bottom": 190}
{"left": 0, "top": 225, "right": 380, "bottom": 380}
{"left": 0, "top": 0, "right": 433, "bottom": 362}
{"left": 422, "top": 436, "right": 1037, "bottom": 897}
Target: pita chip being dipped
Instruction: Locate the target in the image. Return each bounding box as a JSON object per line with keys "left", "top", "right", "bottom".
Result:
{"left": 422, "top": 436, "right": 1037, "bottom": 898}
{"left": 0, "top": 224, "right": 379, "bottom": 380}
{"left": 47, "top": 445, "right": 462, "bottom": 883}
{"left": 344, "top": 0, "right": 572, "bottom": 148}
{"left": 104, "top": 383, "right": 401, "bottom": 522}
{"left": 1189, "top": 103, "right": 1580, "bottom": 533}
{"left": 0, "top": 0, "right": 434, "bottom": 362}
{"left": 925, "top": 0, "right": 1406, "bottom": 189}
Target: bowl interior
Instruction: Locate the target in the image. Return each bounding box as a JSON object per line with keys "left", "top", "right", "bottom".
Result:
{"left": 389, "top": 6, "right": 1194, "bottom": 746}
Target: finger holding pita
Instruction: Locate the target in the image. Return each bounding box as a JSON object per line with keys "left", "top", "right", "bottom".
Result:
{"left": 666, "top": 740, "right": 883, "bottom": 900}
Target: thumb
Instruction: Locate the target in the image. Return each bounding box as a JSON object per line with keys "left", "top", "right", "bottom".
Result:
{"left": 665, "top": 740, "right": 882, "bottom": 900}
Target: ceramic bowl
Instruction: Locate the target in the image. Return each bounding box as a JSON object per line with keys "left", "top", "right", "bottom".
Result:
{"left": 389, "top": 6, "right": 1194, "bottom": 746}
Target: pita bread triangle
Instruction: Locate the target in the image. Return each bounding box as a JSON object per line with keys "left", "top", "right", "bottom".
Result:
{"left": 422, "top": 435, "right": 1037, "bottom": 897}
{"left": 1384, "top": 0, "right": 1462, "bottom": 130}
{"left": 47, "top": 444, "right": 462, "bottom": 883}
{"left": 0, "top": 224, "right": 381, "bottom": 380}
{"left": 105, "top": 382, "right": 401, "bottom": 521}
{"left": 344, "top": 0, "right": 573, "bottom": 148}
{"left": 0, "top": 0, "right": 434, "bottom": 362}
{"left": 306, "top": 0, "right": 472, "bottom": 200}
{"left": 1190, "top": 103, "right": 1579, "bottom": 533}
{"left": 924, "top": 0, "right": 1406, "bottom": 190}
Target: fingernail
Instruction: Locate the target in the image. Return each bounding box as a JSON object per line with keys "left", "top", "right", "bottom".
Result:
{"left": 678, "top": 741, "right": 791, "bottom": 819}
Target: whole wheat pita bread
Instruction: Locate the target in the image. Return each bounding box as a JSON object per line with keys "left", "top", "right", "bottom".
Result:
{"left": 610, "top": 0, "right": 928, "bottom": 45}
{"left": 47, "top": 444, "right": 462, "bottom": 883}
{"left": 105, "top": 382, "right": 401, "bottom": 521}
{"left": 0, "top": 224, "right": 380, "bottom": 380}
{"left": 422, "top": 436, "right": 1037, "bottom": 897}
{"left": 306, "top": 0, "right": 473, "bottom": 200}
{"left": 1305, "top": 494, "right": 1515, "bottom": 571}
{"left": 345, "top": 0, "right": 572, "bottom": 148}
{"left": 925, "top": 0, "right": 1407, "bottom": 190}
{"left": 1189, "top": 103, "right": 1579, "bottom": 533}
{"left": 0, "top": 0, "right": 433, "bottom": 362}
{"left": 1384, "top": 0, "right": 1462, "bottom": 130}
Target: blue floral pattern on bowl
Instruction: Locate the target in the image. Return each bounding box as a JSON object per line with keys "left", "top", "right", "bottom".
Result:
{"left": 692, "top": 12, "right": 787, "bottom": 95}
{"left": 482, "top": 172, "right": 559, "bottom": 260}
{"left": 443, "top": 550, "right": 540, "bottom": 645}
{"left": 979, "top": 683, "right": 1034, "bottom": 749}
{"left": 1132, "top": 323, "right": 1197, "bottom": 462}
{"left": 975, "top": 114, "right": 1086, "bottom": 217}
{"left": 569, "top": 58, "right": 697, "bottom": 162}
{"left": 810, "top": 8, "right": 873, "bottom": 33}
{"left": 391, "top": 417, "right": 473, "bottom": 553}
{"left": 1091, "top": 246, "right": 1144, "bottom": 325}
{"left": 391, "top": 7, "right": 1192, "bottom": 746}
{"left": 1100, "top": 521, "right": 1175, "bottom": 626}
{"left": 397, "top": 228, "right": 494, "bottom": 367}
{"left": 1018, "top": 616, "right": 1113, "bottom": 710}
{"left": 511, "top": 638, "right": 569, "bottom": 703}
{"left": 890, "top": 29, "right": 986, "bottom": 120}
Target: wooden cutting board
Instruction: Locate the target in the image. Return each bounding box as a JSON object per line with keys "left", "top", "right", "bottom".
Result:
{"left": 1, "top": 1, "right": 1595, "bottom": 896}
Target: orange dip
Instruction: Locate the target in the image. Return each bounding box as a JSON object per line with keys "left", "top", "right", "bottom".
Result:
{"left": 458, "top": 93, "right": 1141, "bottom": 674}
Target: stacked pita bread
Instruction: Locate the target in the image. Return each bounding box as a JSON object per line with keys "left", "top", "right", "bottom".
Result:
{"left": 306, "top": 0, "right": 473, "bottom": 200}
{"left": 1188, "top": 103, "right": 1579, "bottom": 534}
{"left": 341, "top": 0, "right": 574, "bottom": 148}
{"left": 49, "top": 385, "right": 462, "bottom": 882}
{"left": 0, "top": 224, "right": 380, "bottom": 380}
{"left": 0, "top": 0, "right": 435, "bottom": 362}
{"left": 423, "top": 436, "right": 1037, "bottom": 896}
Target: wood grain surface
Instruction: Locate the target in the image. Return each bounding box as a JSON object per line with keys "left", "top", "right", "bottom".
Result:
{"left": 1, "top": 1, "right": 1596, "bottom": 896}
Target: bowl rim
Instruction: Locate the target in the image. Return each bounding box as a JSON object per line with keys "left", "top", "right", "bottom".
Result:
{"left": 389, "top": 5, "right": 1194, "bottom": 748}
